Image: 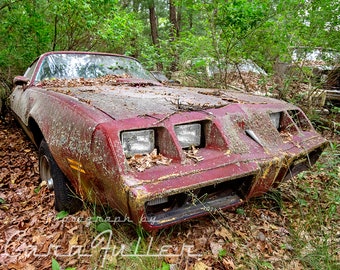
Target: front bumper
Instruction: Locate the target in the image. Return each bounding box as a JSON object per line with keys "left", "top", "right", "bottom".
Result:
{"left": 127, "top": 137, "right": 327, "bottom": 230}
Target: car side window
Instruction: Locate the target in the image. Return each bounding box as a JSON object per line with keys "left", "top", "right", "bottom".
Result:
{"left": 24, "top": 60, "right": 38, "bottom": 80}
{"left": 35, "top": 58, "right": 53, "bottom": 82}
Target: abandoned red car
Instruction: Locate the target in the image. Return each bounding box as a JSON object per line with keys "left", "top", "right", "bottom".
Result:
{"left": 10, "top": 51, "right": 328, "bottom": 230}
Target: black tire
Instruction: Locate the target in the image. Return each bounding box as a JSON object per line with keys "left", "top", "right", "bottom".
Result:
{"left": 39, "top": 139, "right": 83, "bottom": 214}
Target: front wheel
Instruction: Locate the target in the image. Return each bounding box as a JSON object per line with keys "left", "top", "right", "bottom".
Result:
{"left": 39, "top": 139, "right": 83, "bottom": 213}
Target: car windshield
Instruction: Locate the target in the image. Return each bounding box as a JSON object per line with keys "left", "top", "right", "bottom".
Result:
{"left": 34, "top": 53, "right": 156, "bottom": 82}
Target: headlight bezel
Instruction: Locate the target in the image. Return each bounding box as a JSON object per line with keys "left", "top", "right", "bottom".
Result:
{"left": 174, "top": 123, "right": 202, "bottom": 149}
{"left": 121, "top": 129, "right": 155, "bottom": 157}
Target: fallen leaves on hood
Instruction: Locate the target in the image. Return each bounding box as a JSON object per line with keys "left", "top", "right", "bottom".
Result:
{"left": 39, "top": 74, "right": 131, "bottom": 88}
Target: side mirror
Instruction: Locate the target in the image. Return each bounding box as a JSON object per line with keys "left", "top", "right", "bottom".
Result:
{"left": 13, "top": 76, "right": 30, "bottom": 87}
{"left": 150, "top": 71, "right": 169, "bottom": 83}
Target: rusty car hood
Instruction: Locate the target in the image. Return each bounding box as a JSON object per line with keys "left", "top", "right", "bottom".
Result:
{"left": 43, "top": 84, "right": 287, "bottom": 120}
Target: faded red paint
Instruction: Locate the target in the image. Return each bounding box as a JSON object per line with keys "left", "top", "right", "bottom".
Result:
{"left": 9, "top": 51, "right": 328, "bottom": 230}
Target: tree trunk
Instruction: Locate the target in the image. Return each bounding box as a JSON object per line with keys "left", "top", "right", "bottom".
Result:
{"left": 177, "top": 4, "right": 182, "bottom": 34}
{"left": 169, "top": 0, "right": 179, "bottom": 40}
{"left": 148, "top": 1, "right": 163, "bottom": 70}
{"left": 169, "top": 0, "right": 179, "bottom": 72}
{"left": 149, "top": 4, "right": 158, "bottom": 45}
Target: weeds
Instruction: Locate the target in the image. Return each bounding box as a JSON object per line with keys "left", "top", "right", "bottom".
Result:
{"left": 79, "top": 203, "right": 167, "bottom": 269}
{"left": 285, "top": 142, "right": 340, "bottom": 269}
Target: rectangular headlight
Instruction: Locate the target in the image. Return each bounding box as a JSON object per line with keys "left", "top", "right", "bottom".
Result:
{"left": 121, "top": 129, "right": 155, "bottom": 157}
{"left": 269, "top": 112, "right": 281, "bottom": 130}
{"left": 174, "top": 123, "right": 201, "bottom": 148}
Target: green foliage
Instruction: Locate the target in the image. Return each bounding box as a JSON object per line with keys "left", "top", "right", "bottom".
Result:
{"left": 56, "top": 210, "right": 69, "bottom": 220}
{"left": 1, "top": 0, "right": 339, "bottom": 86}
{"left": 34, "top": 186, "right": 41, "bottom": 194}
{"left": 330, "top": 106, "right": 340, "bottom": 114}
{"left": 52, "top": 257, "right": 76, "bottom": 270}
{"left": 216, "top": 0, "right": 270, "bottom": 34}
{"left": 218, "top": 248, "right": 227, "bottom": 259}
{"left": 158, "top": 261, "right": 170, "bottom": 270}
{"left": 94, "top": 3, "right": 147, "bottom": 56}
{"left": 286, "top": 143, "right": 340, "bottom": 269}
{"left": 52, "top": 258, "right": 60, "bottom": 270}
{"left": 95, "top": 220, "right": 112, "bottom": 233}
{"left": 236, "top": 207, "right": 245, "bottom": 215}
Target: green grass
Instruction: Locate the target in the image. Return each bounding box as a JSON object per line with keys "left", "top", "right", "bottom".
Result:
{"left": 285, "top": 142, "right": 340, "bottom": 269}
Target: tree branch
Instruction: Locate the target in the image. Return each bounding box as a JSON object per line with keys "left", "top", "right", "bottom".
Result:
{"left": 0, "top": 0, "right": 22, "bottom": 12}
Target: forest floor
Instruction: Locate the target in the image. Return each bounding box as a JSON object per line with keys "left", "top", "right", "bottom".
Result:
{"left": 0, "top": 110, "right": 339, "bottom": 270}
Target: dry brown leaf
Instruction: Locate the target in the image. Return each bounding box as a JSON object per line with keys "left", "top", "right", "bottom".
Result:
{"left": 40, "top": 74, "right": 131, "bottom": 88}
{"left": 69, "top": 234, "right": 79, "bottom": 246}
{"left": 222, "top": 258, "right": 236, "bottom": 270}
{"left": 127, "top": 149, "right": 172, "bottom": 172}
{"left": 184, "top": 145, "right": 204, "bottom": 162}
{"left": 1, "top": 93, "right": 339, "bottom": 269}
{"left": 215, "top": 226, "right": 234, "bottom": 242}
{"left": 8, "top": 262, "right": 36, "bottom": 270}
{"left": 209, "top": 241, "right": 223, "bottom": 257}
{"left": 194, "top": 261, "right": 210, "bottom": 270}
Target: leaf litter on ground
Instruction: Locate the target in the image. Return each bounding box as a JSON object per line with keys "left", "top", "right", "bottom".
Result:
{"left": 0, "top": 111, "right": 339, "bottom": 269}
